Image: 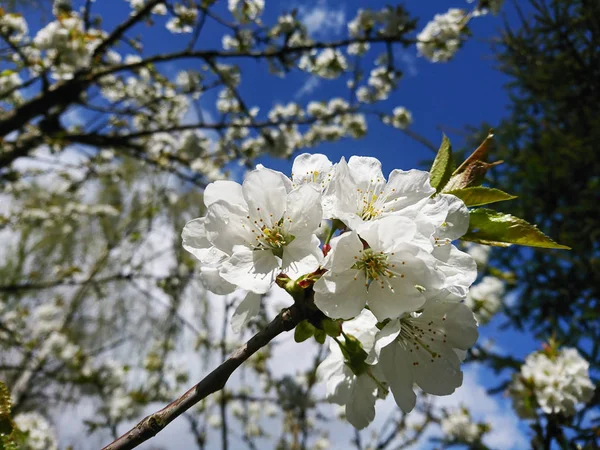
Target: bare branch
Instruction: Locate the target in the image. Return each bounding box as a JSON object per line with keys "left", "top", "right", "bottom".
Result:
{"left": 101, "top": 304, "right": 306, "bottom": 450}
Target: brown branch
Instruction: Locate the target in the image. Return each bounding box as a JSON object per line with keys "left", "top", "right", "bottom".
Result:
{"left": 101, "top": 304, "right": 306, "bottom": 450}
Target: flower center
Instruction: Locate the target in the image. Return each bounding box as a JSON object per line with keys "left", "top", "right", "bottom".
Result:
{"left": 261, "top": 225, "right": 288, "bottom": 249}
{"left": 353, "top": 249, "right": 394, "bottom": 288}
{"left": 254, "top": 221, "right": 295, "bottom": 258}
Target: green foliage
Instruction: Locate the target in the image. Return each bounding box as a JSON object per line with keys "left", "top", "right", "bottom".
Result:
{"left": 474, "top": 0, "right": 600, "bottom": 352}
{"left": 0, "top": 381, "right": 17, "bottom": 450}
{"left": 447, "top": 186, "right": 516, "bottom": 207}
{"left": 462, "top": 208, "right": 570, "bottom": 249}
{"left": 429, "top": 135, "right": 454, "bottom": 193}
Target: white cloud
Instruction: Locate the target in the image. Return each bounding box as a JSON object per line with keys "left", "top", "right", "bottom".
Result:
{"left": 433, "top": 365, "right": 528, "bottom": 450}
{"left": 298, "top": 0, "right": 346, "bottom": 37}
{"left": 397, "top": 50, "right": 419, "bottom": 77}
{"left": 295, "top": 76, "right": 321, "bottom": 99}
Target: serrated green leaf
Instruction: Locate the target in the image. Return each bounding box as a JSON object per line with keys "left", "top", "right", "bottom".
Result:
{"left": 447, "top": 187, "right": 517, "bottom": 207}
{"left": 462, "top": 208, "right": 571, "bottom": 249}
{"left": 294, "top": 320, "right": 315, "bottom": 343}
{"left": 429, "top": 134, "right": 454, "bottom": 193}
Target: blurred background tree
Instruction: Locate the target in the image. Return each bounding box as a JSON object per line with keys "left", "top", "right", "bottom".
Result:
{"left": 482, "top": 0, "right": 599, "bottom": 356}
{"left": 467, "top": 0, "right": 600, "bottom": 444}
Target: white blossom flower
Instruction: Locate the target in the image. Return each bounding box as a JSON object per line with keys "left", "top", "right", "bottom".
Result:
{"left": 385, "top": 106, "right": 413, "bottom": 129}
{"left": 317, "top": 340, "right": 382, "bottom": 429}
{"left": 314, "top": 437, "right": 330, "bottom": 450}
{"left": 185, "top": 168, "right": 323, "bottom": 294}
{"left": 33, "top": 13, "right": 105, "bottom": 79}
{"left": 379, "top": 301, "right": 478, "bottom": 412}
{"left": 325, "top": 156, "right": 435, "bottom": 230}
{"left": 299, "top": 48, "right": 348, "bottom": 79}
{"left": 166, "top": 4, "right": 198, "bottom": 34}
{"left": 228, "top": 0, "right": 264, "bottom": 22}
{"left": 14, "top": 412, "right": 58, "bottom": 450}
{"left": 465, "top": 275, "right": 504, "bottom": 324}
{"left": 0, "top": 11, "right": 29, "bottom": 43}
{"left": 509, "top": 346, "right": 595, "bottom": 418}
{"left": 464, "top": 242, "right": 490, "bottom": 268}
{"left": 126, "top": 0, "right": 167, "bottom": 15}
{"left": 314, "top": 216, "right": 443, "bottom": 320}
{"left": 440, "top": 407, "right": 483, "bottom": 443}
{"left": 207, "top": 414, "right": 222, "bottom": 427}
{"left": 417, "top": 9, "right": 467, "bottom": 63}
{"left": 182, "top": 217, "right": 237, "bottom": 295}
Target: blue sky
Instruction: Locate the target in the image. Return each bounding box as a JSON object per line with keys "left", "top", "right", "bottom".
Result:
{"left": 19, "top": 1, "right": 551, "bottom": 448}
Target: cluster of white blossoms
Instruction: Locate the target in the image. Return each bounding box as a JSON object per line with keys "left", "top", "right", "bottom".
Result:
{"left": 416, "top": 1, "right": 506, "bottom": 62}
{"left": 33, "top": 11, "right": 106, "bottom": 80}
{"left": 509, "top": 346, "right": 595, "bottom": 418}
{"left": 465, "top": 275, "right": 504, "bottom": 324}
{"left": 440, "top": 406, "right": 487, "bottom": 444}
{"left": 382, "top": 106, "right": 413, "bottom": 130}
{"left": 13, "top": 412, "right": 58, "bottom": 450}
{"left": 183, "top": 153, "right": 480, "bottom": 428}
{"left": 417, "top": 8, "right": 467, "bottom": 63}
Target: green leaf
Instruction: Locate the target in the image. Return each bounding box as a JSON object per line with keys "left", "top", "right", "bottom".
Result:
{"left": 429, "top": 134, "right": 454, "bottom": 193}
{"left": 462, "top": 208, "right": 571, "bottom": 249}
{"left": 447, "top": 187, "right": 517, "bottom": 207}
{"left": 294, "top": 320, "right": 315, "bottom": 343}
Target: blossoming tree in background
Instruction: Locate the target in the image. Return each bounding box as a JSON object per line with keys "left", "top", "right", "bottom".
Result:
{"left": 0, "top": 0, "right": 597, "bottom": 449}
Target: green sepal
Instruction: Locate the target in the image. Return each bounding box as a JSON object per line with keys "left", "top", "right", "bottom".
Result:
{"left": 446, "top": 186, "right": 516, "bottom": 207}
{"left": 294, "top": 320, "right": 316, "bottom": 343}
{"left": 429, "top": 134, "right": 454, "bottom": 193}
{"left": 321, "top": 318, "right": 341, "bottom": 338}
{"left": 462, "top": 208, "right": 571, "bottom": 249}
{"left": 313, "top": 329, "right": 327, "bottom": 345}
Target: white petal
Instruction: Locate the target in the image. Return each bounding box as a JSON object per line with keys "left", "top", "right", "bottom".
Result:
{"left": 231, "top": 292, "right": 261, "bottom": 333}
{"left": 328, "top": 158, "right": 361, "bottom": 226}
{"left": 357, "top": 215, "right": 417, "bottom": 253}
{"left": 282, "top": 235, "right": 323, "bottom": 279}
{"left": 422, "top": 301, "right": 478, "bottom": 350}
{"left": 347, "top": 156, "right": 385, "bottom": 187}
{"left": 380, "top": 342, "right": 417, "bottom": 413}
{"left": 367, "top": 319, "right": 401, "bottom": 365}
{"left": 314, "top": 270, "right": 366, "bottom": 319}
{"left": 284, "top": 184, "right": 322, "bottom": 237}
{"left": 204, "top": 180, "right": 245, "bottom": 208}
{"left": 346, "top": 373, "right": 378, "bottom": 429}
{"left": 243, "top": 167, "right": 290, "bottom": 221}
{"left": 383, "top": 169, "right": 435, "bottom": 212}
{"left": 204, "top": 201, "right": 253, "bottom": 253}
{"left": 436, "top": 194, "right": 469, "bottom": 241}
{"left": 291, "top": 153, "right": 333, "bottom": 186}
{"left": 199, "top": 266, "right": 237, "bottom": 295}
{"left": 367, "top": 278, "right": 425, "bottom": 321}
{"left": 432, "top": 244, "right": 477, "bottom": 298}
{"left": 318, "top": 344, "right": 352, "bottom": 404}
{"left": 412, "top": 342, "right": 463, "bottom": 395}
{"left": 324, "top": 231, "right": 363, "bottom": 274}
{"left": 182, "top": 217, "right": 211, "bottom": 260}
{"left": 220, "top": 247, "right": 280, "bottom": 294}
{"left": 342, "top": 310, "right": 379, "bottom": 354}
